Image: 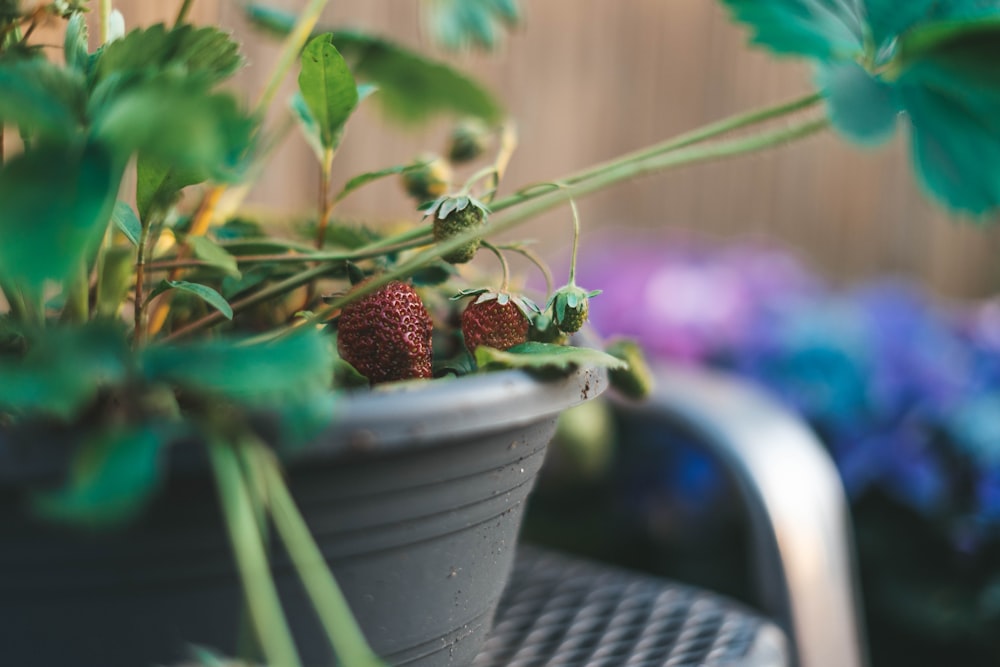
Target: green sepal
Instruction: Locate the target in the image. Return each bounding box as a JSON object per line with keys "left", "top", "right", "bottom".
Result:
{"left": 475, "top": 341, "right": 627, "bottom": 374}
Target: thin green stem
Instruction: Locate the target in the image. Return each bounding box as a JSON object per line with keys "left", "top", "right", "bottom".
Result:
{"left": 208, "top": 441, "right": 302, "bottom": 667}
{"left": 499, "top": 244, "right": 553, "bottom": 299}
{"left": 148, "top": 236, "right": 434, "bottom": 272}
{"left": 253, "top": 445, "right": 384, "bottom": 667}
{"left": 60, "top": 262, "right": 89, "bottom": 324}
{"left": 307, "top": 116, "right": 830, "bottom": 323}
{"left": 159, "top": 261, "right": 344, "bottom": 343}
{"left": 567, "top": 199, "right": 581, "bottom": 285}
{"left": 489, "top": 92, "right": 823, "bottom": 214}
{"left": 481, "top": 241, "right": 510, "bottom": 292}
{"left": 316, "top": 149, "right": 335, "bottom": 249}
{"left": 174, "top": 0, "right": 195, "bottom": 26}
{"left": 255, "top": 0, "right": 330, "bottom": 113}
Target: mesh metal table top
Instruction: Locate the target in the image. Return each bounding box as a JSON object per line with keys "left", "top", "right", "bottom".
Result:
{"left": 473, "top": 547, "right": 788, "bottom": 667}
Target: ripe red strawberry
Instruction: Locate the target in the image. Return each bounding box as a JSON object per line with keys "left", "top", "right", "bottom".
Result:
{"left": 460, "top": 294, "right": 531, "bottom": 353}
{"left": 337, "top": 280, "right": 433, "bottom": 385}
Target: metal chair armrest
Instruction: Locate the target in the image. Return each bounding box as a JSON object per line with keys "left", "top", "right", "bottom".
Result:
{"left": 613, "top": 364, "right": 867, "bottom": 667}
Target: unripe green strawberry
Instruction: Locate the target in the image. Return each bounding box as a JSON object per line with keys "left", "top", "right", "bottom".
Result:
{"left": 548, "top": 284, "right": 601, "bottom": 333}
{"left": 447, "top": 118, "right": 491, "bottom": 164}
{"left": 460, "top": 293, "right": 531, "bottom": 353}
{"left": 605, "top": 337, "right": 655, "bottom": 400}
{"left": 426, "top": 195, "right": 488, "bottom": 264}
{"left": 337, "top": 280, "right": 433, "bottom": 385}
{"left": 401, "top": 154, "right": 451, "bottom": 201}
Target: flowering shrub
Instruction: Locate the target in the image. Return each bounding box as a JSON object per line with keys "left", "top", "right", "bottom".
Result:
{"left": 578, "top": 235, "right": 1000, "bottom": 664}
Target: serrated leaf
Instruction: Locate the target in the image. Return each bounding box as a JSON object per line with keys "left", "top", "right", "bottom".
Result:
{"left": 475, "top": 342, "right": 627, "bottom": 372}
{"left": 140, "top": 330, "right": 334, "bottom": 404}
{"left": 0, "top": 58, "right": 85, "bottom": 139}
{"left": 893, "top": 19, "right": 1000, "bottom": 215}
{"left": 719, "top": 0, "right": 863, "bottom": 61}
{"left": 332, "top": 30, "right": 502, "bottom": 124}
{"left": 136, "top": 156, "right": 207, "bottom": 222}
{"left": 186, "top": 236, "right": 241, "bottom": 279}
{"left": 149, "top": 280, "right": 233, "bottom": 319}
{"left": 818, "top": 61, "right": 900, "bottom": 146}
{"left": 32, "top": 424, "right": 167, "bottom": 528}
{"left": 0, "top": 142, "right": 119, "bottom": 296}
{"left": 111, "top": 201, "right": 142, "bottom": 246}
{"left": 299, "top": 34, "right": 359, "bottom": 150}
{"left": 91, "top": 75, "right": 253, "bottom": 180}
{"left": 91, "top": 23, "right": 242, "bottom": 88}
{"left": 64, "top": 12, "right": 89, "bottom": 73}
{"left": 425, "top": 0, "right": 522, "bottom": 51}
{"left": 335, "top": 163, "right": 423, "bottom": 203}
{"left": 0, "top": 323, "right": 129, "bottom": 419}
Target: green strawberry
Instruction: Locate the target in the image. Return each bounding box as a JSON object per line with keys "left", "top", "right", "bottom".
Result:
{"left": 426, "top": 195, "right": 489, "bottom": 264}
{"left": 400, "top": 154, "right": 452, "bottom": 201}
{"left": 548, "top": 284, "right": 601, "bottom": 333}
{"left": 336, "top": 280, "right": 433, "bottom": 385}
{"left": 447, "top": 118, "right": 492, "bottom": 164}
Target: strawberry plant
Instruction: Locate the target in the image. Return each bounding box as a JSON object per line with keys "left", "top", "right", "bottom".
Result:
{"left": 0, "top": 1, "right": 998, "bottom": 666}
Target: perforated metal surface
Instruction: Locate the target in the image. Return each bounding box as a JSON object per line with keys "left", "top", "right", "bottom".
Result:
{"left": 473, "top": 547, "right": 788, "bottom": 667}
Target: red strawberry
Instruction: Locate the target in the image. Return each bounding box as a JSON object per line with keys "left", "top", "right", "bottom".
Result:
{"left": 337, "top": 280, "right": 433, "bottom": 385}
{"left": 460, "top": 294, "right": 531, "bottom": 353}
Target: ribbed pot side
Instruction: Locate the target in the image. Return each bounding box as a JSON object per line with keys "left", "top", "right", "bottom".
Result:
{"left": 0, "top": 365, "right": 607, "bottom": 667}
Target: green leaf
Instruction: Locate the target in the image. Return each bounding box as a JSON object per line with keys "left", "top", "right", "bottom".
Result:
{"left": 0, "top": 58, "right": 85, "bottom": 139}
{"left": 893, "top": 19, "right": 1000, "bottom": 215}
{"left": 334, "top": 163, "right": 423, "bottom": 203}
{"left": 425, "top": 0, "right": 521, "bottom": 51}
{"left": 111, "top": 201, "right": 142, "bottom": 246}
{"left": 96, "top": 246, "right": 135, "bottom": 319}
{"left": 64, "top": 12, "right": 89, "bottom": 73}
{"left": 186, "top": 235, "right": 242, "bottom": 279}
{"left": 149, "top": 280, "right": 234, "bottom": 320}
{"left": 475, "top": 342, "right": 627, "bottom": 373}
{"left": 299, "top": 34, "right": 359, "bottom": 150}
{"left": 818, "top": 61, "right": 900, "bottom": 146}
{"left": 290, "top": 91, "right": 326, "bottom": 164}
{"left": 32, "top": 425, "right": 167, "bottom": 528}
{"left": 719, "top": 0, "right": 863, "bottom": 61}
{"left": 0, "top": 324, "right": 129, "bottom": 419}
{"left": 136, "top": 156, "right": 206, "bottom": 222}
{"left": 0, "top": 142, "right": 119, "bottom": 296}
{"left": 331, "top": 30, "right": 502, "bottom": 124}
{"left": 92, "top": 23, "right": 243, "bottom": 88}
{"left": 139, "top": 330, "right": 334, "bottom": 405}
{"left": 90, "top": 75, "right": 253, "bottom": 180}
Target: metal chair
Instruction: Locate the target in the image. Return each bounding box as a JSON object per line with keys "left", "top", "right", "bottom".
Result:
{"left": 483, "top": 364, "right": 866, "bottom": 667}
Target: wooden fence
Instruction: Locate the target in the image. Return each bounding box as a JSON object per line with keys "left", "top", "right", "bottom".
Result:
{"left": 96, "top": 0, "right": 1000, "bottom": 298}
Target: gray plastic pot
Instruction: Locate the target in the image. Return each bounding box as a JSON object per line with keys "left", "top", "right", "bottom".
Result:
{"left": 0, "top": 365, "right": 606, "bottom": 667}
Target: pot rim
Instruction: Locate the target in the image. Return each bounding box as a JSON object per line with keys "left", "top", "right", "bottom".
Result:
{"left": 314, "top": 364, "right": 608, "bottom": 457}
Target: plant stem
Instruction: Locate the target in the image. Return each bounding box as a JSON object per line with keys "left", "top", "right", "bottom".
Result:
{"left": 134, "top": 223, "right": 152, "bottom": 346}
{"left": 209, "top": 441, "right": 303, "bottom": 667}
{"left": 98, "top": 0, "right": 112, "bottom": 44}
{"left": 315, "top": 150, "right": 335, "bottom": 249}
{"left": 255, "top": 0, "right": 330, "bottom": 113}
{"left": 481, "top": 241, "right": 510, "bottom": 292}
{"left": 489, "top": 91, "right": 822, "bottom": 213}
{"left": 61, "top": 262, "right": 89, "bottom": 324}
{"left": 567, "top": 199, "right": 581, "bottom": 285}
{"left": 253, "top": 445, "right": 384, "bottom": 667}
{"left": 500, "top": 244, "right": 554, "bottom": 299}
{"left": 306, "top": 116, "right": 830, "bottom": 323}
{"left": 159, "top": 261, "right": 343, "bottom": 343}
{"left": 175, "top": 0, "right": 195, "bottom": 26}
